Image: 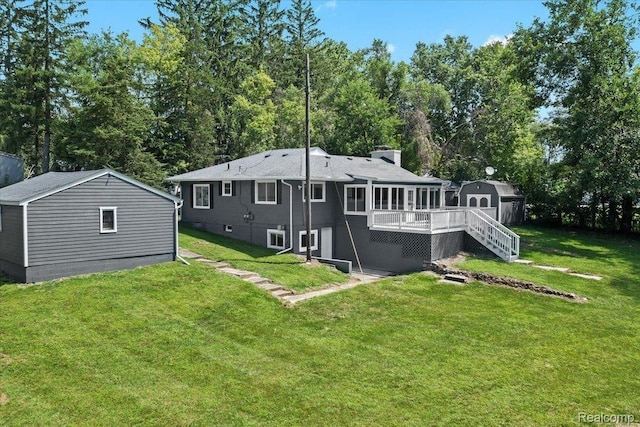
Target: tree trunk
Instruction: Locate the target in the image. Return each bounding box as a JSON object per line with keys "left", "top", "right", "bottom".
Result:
{"left": 607, "top": 198, "right": 618, "bottom": 231}
{"left": 621, "top": 195, "right": 634, "bottom": 233}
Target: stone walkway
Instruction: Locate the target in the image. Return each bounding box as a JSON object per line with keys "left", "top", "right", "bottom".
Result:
{"left": 513, "top": 258, "right": 602, "bottom": 280}
{"left": 178, "top": 248, "right": 388, "bottom": 305}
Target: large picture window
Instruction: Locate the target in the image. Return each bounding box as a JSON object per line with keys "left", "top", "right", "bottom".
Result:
{"left": 298, "top": 229, "right": 318, "bottom": 252}
{"left": 255, "top": 180, "right": 277, "bottom": 204}
{"left": 193, "top": 184, "right": 210, "bottom": 209}
{"left": 345, "top": 185, "right": 366, "bottom": 214}
{"left": 267, "top": 229, "right": 286, "bottom": 250}
{"left": 99, "top": 207, "right": 117, "bottom": 233}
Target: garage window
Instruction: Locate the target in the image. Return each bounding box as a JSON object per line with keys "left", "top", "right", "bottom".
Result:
{"left": 100, "top": 207, "right": 117, "bottom": 233}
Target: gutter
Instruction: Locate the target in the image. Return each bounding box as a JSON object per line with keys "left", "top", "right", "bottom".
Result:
{"left": 276, "top": 180, "right": 294, "bottom": 254}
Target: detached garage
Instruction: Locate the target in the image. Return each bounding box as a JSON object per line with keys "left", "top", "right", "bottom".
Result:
{"left": 459, "top": 180, "right": 526, "bottom": 226}
{"left": 0, "top": 169, "right": 181, "bottom": 283}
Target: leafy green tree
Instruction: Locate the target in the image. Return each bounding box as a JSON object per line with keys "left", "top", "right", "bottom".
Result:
{"left": 229, "top": 70, "right": 277, "bottom": 158}
{"left": 328, "top": 76, "right": 401, "bottom": 156}
{"left": 241, "top": 0, "right": 285, "bottom": 71}
{"left": 514, "top": 0, "right": 640, "bottom": 231}
{"left": 57, "top": 32, "right": 164, "bottom": 186}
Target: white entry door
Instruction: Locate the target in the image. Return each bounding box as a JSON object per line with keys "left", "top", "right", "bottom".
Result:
{"left": 321, "top": 227, "right": 333, "bottom": 258}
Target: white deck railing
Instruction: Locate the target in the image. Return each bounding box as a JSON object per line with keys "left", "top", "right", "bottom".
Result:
{"left": 467, "top": 209, "right": 520, "bottom": 261}
{"left": 370, "top": 208, "right": 496, "bottom": 232}
{"left": 369, "top": 207, "right": 518, "bottom": 261}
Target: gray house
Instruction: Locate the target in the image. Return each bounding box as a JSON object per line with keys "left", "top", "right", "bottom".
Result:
{"left": 169, "top": 148, "right": 520, "bottom": 273}
{"left": 0, "top": 151, "right": 24, "bottom": 188}
{"left": 0, "top": 169, "right": 181, "bottom": 283}
{"left": 459, "top": 180, "right": 526, "bottom": 226}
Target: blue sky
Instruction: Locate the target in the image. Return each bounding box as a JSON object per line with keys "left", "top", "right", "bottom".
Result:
{"left": 85, "top": 0, "right": 549, "bottom": 62}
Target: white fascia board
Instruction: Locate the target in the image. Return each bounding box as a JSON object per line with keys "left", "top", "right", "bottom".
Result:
{"left": 19, "top": 169, "right": 179, "bottom": 206}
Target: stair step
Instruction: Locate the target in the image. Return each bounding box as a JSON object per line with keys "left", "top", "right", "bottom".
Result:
{"left": 245, "top": 276, "right": 271, "bottom": 285}
{"left": 444, "top": 274, "right": 468, "bottom": 284}
{"left": 272, "top": 289, "right": 294, "bottom": 297}
{"left": 258, "top": 283, "right": 283, "bottom": 291}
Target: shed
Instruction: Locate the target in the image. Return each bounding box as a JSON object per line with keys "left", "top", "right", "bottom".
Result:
{"left": 0, "top": 169, "right": 181, "bottom": 283}
{"left": 0, "top": 151, "right": 24, "bottom": 188}
{"left": 458, "top": 180, "right": 526, "bottom": 226}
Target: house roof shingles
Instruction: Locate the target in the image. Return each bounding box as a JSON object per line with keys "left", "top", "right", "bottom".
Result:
{"left": 0, "top": 169, "right": 179, "bottom": 205}
{"left": 168, "top": 147, "right": 439, "bottom": 184}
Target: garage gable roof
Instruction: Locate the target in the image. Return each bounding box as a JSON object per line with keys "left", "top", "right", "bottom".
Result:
{"left": 0, "top": 169, "right": 180, "bottom": 206}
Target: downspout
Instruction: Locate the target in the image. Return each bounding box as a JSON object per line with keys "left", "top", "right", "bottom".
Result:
{"left": 23, "top": 203, "right": 28, "bottom": 268}
{"left": 174, "top": 199, "right": 190, "bottom": 265}
{"left": 276, "top": 179, "right": 294, "bottom": 254}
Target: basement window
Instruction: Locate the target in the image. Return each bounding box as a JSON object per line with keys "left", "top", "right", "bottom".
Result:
{"left": 224, "top": 224, "right": 233, "bottom": 233}
{"left": 298, "top": 229, "right": 318, "bottom": 252}
{"left": 267, "top": 229, "right": 286, "bottom": 250}
{"left": 100, "top": 207, "right": 118, "bottom": 233}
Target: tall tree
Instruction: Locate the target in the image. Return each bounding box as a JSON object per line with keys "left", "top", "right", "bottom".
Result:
{"left": 17, "top": 0, "right": 87, "bottom": 173}
{"left": 282, "top": 0, "right": 324, "bottom": 88}
{"left": 514, "top": 0, "right": 640, "bottom": 231}
{"left": 241, "top": 0, "right": 284, "bottom": 70}
{"left": 57, "top": 32, "right": 163, "bottom": 186}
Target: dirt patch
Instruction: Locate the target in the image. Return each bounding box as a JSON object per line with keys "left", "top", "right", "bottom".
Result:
{"left": 0, "top": 394, "right": 8, "bottom": 405}
{"left": 426, "top": 262, "right": 588, "bottom": 303}
{"left": 0, "top": 354, "right": 12, "bottom": 366}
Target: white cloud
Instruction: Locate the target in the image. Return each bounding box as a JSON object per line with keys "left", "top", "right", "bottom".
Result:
{"left": 387, "top": 43, "right": 396, "bottom": 54}
{"left": 483, "top": 34, "right": 513, "bottom": 47}
{"left": 316, "top": 0, "right": 337, "bottom": 12}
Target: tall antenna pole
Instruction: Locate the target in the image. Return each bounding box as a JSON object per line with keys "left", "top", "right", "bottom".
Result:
{"left": 305, "top": 53, "right": 312, "bottom": 263}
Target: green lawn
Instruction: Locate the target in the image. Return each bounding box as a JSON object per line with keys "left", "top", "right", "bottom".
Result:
{"left": 179, "top": 225, "right": 349, "bottom": 292}
{"left": 0, "top": 226, "right": 639, "bottom": 426}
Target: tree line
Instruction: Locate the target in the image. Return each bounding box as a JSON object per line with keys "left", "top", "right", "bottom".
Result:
{"left": 1, "top": 0, "right": 639, "bottom": 232}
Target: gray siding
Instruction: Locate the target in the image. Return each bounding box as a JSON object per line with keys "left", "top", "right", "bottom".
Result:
{"left": 459, "top": 181, "right": 499, "bottom": 208}
{"left": 0, "top": 155, "right": 24, "bottom": 188}
{"left": 181, "top": 180, "right": 340, "bottom": 255}
{"left": 0, "top": 204, "right": 24, "bottom": 266}
{"left": 24, "top": 254, "right": 174, "bottom": 283}
{"left": 27, "top": 175, "right": 175, "bottom": 267}
{"left": 500, "top": 197, "right": 525, "bottom": 226}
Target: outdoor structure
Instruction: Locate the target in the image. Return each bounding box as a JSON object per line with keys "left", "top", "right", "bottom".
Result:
{"left": 0, "top": 151, "right": 24, "bottom": 188}
{"left": 0, "top": 169, "right": 181, "bottom": 283}
{"left": 459, "top": 180, "right": 526, "bottom": 226}
{"left": 168, "top": 148, "right": 520, "bottom": 273}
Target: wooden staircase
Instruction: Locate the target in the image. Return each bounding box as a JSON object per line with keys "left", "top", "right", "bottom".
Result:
{"left": 466, "top": 209, "right": 520, "bottom": 262}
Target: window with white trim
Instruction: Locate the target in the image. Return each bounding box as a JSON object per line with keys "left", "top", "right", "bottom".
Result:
{"left": 193, "top": 184, "right": 210, "bottom": 209}
{"left": 345, "top": 185, "right": 366, "bottom": 214}
{"left": 373, "top": 186, "right": 404, "bottom": 210}
{"left": 429, "top": 188, "right": 441, "bottom": 209}
{"left": 298, "top": 229, "right": 318, "bottom": 252}
{"left": 303, "top": 182, "right": 326, "bottom": 202}
{"left": 99, "top": 207, "right": 117, "bottom": 233}
{"left": 222, "top": 181, "right": 232, "bottom": 196}
{"left": 255, "top": 180, "right": 277, "bottom": 204}
{"left": 267, "top": 229, "right": 286, "bottom": 250}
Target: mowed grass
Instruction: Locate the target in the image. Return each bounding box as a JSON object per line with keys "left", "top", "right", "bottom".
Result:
{"left": 0, "top": 226, "right": 638, "bottom": 425}
{"left": 179, "top": 225, "right": 349, "bottom": 292}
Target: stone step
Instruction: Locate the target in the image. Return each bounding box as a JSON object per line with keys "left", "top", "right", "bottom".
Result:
{"left": 272, "top": 289, "right": 294, "bottom": 297}
{"left": 199, "top": 260, "right": 230, "bottom": 268}
{"left": 245, "top": 276, "right": 271, "bottom": 285}
{"left": 438, "top": 278, "right": 467, "bottom": 286}
{"left": 219, "top": 267, "right": 257, "bottom": 279}
{"left": 443, "top": 274, "right": 468, "bottom": 284}
{"left": 258, "top": 282, "right": 283, "bottom": 291}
